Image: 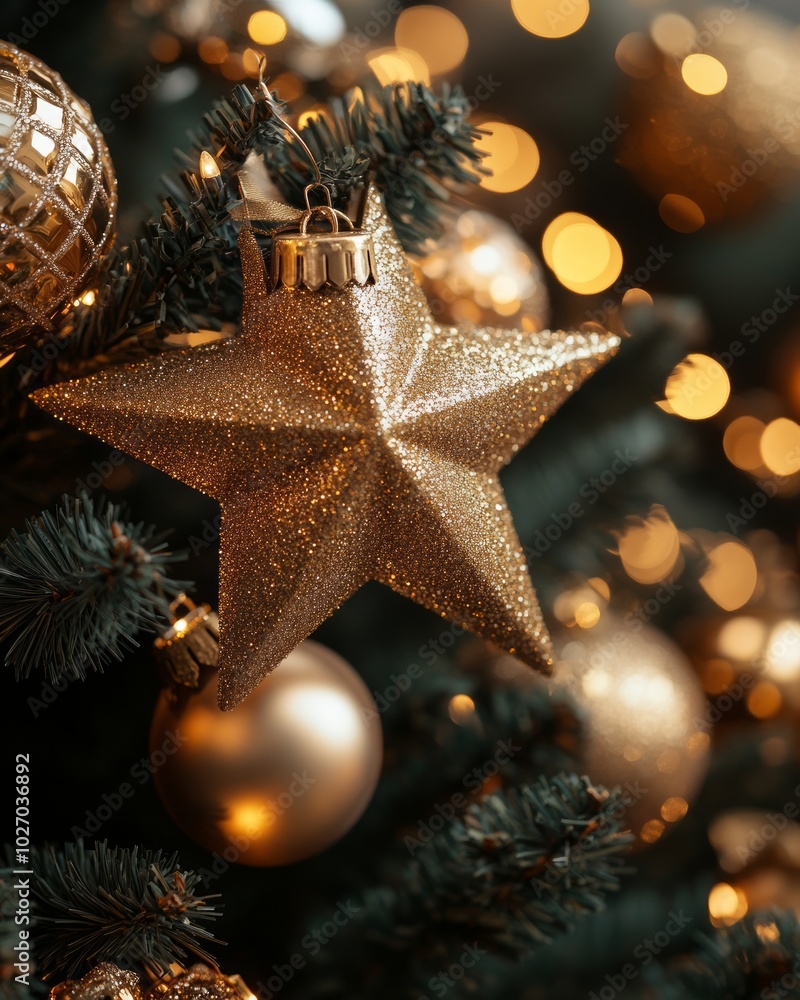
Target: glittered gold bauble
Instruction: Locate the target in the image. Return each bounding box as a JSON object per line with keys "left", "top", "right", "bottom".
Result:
{"left": 555, "top": 619, "right": 709, "bottom": 847}
{"left": 150, "top": 640, "right": 383, "bottom": 866}
{"left": 49, "top": 963, "right": 144, "bottom": 1000}
{"left": 33, "top": 182, "right": 619, "bottom": 709}
{"left": 620, "top": 8, "right": 800, "bottom": 226}
{"left": 412, "top": 210, "right": 550, "bottom": 331}
{"left": 0, "top": 41, "right": 117, "bottom": 351}
{"left": 149, "top": 964, "right": 254, "bottom": 999}
{"left": 49, "top": 963, "right": 255, "bottom": 1000}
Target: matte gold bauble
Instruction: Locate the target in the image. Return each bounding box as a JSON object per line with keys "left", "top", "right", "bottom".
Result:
{"left": 411, "top": 210, "right": 550, "bottom": 331}
{"left": 150, "top": 641, "right": 382, "bottom": 866}
{"left": 556, "top": 619, "right": 709, "bottom": 847}
{"left": 620, "top": 7, "right": 800, "bottom": 226}
{"left": 0, "top": 41, "right": 117, "bottom": 351}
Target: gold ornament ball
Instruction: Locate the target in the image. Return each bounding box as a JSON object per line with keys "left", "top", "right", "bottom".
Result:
{"left": 0, "top": 41, "right": 117, "bottom": 351}
{"left": 555, "top": 619, "right": 709, "bottom": 846}
{"left": 150, "top": 640, "right": 383, "bottom": 866}
{"left": 50, "top": 963, "right": 144, "bottom": 1000}
{"left": 412, "top": 210, "right": 550, "bottom": 331}
{"left": 150, "top": 964, "right": 254, "bottom": 999}
{"left": 619, "top": 7, "right": 800, "bottom": 227}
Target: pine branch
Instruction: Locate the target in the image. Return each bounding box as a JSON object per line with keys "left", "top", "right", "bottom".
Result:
{"left": 2, "top": 80, "right": 486, "bottom": 412}
{"left": 368, "top": 652, "right": 583, "bottom": 834}
{"left": 307, "top": 775, "right": 633, "bottom": 997}
{"left": 28, "top": 842, "right": 222, "bottom": 981}
{"left": 0, "top": 495, "right": 188, "bottom": 683}
{"left": 649, "top": 909, "right": 800, "bottom": 999}
{"left": 405, "top": 774, "right": 633, "bottom": 954}
{"left": 269, "top": 82, "right": 488, "bottom": 252}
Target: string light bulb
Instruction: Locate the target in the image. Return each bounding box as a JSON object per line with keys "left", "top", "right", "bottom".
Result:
{"left": 199, "top": 150, "right": 221, "bottom": 179}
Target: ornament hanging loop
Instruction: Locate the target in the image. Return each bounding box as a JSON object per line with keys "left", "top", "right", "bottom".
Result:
{"left": 255, "top": 57, "right": 377, "bottom": 292}
{"left": 304, "top": 181, "right": 333, "bottom": 210}
{"left": 299, "top": 205, "right": 355, "bottom": 235}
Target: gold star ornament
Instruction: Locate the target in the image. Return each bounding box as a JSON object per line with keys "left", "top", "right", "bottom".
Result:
{"left": 33, "top": 185, "right": 620, "bottom": 709}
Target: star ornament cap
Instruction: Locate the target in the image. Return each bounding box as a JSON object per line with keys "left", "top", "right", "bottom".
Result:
{"left": 33, "top": 185, "right": 620, "bottom": 709}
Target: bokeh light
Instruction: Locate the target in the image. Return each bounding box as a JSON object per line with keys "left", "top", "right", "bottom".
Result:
{"left": 395, "top": 6, "right": 469, "bottom": 76}
{"left": 708, "top": 882, "right": 748, "bottom": 926}
{"left": 247, "top": 11, "right": 288, "bottom": 46}
{"left": 661, "top": 796, "right": 689, "bottom": 822}
{"left": 659, "top": 193, "right": 705, "bottom": 233}
{"left": 541, "top": 213, "right": 623, "bottom": 294}
{"left": 615, "top": 32, "right": 658, "bottom": 79}
{"left": 763, "top": 621, "right": 800, "bottom": 682}
{"left": 661, "top": 354, "right": 730, "bottom": 420}
{"left": 448, "top": 694, "right": 477, "bottom": 725}
{"left": 681, "top": 53, "right": 728, "bottom": 95}
{"left": 760, "top": 417, "right": 800, "bottom": 475}
{"left": 476, "top": 123, "right": 540, "bottom": 193}
{"left": 700, "top": 541, "right": 758, "bottom": 611}
{"left": 747, "top": 681, "right": 782, "bottom": 719}
{"left": 512, "top": 0, "right": 590, "bottom": 39}
{"left": 724, "top": 416, "right": 767, "bottom": 472}
{"left": 368, "top": 47, "right": 430, "bottom": 87}
{"left": 717, "top": 616, "right": 767, "bottom": 661}
{"left": 650, "top": 13, "right": 696, "bottom": 56}
{"left": 617, "top": 506, "right": 681, "bottom": 584}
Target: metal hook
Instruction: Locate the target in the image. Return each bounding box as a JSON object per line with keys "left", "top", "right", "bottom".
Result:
{"left": 258, "top": 55, "right": 326, "bottom": 199}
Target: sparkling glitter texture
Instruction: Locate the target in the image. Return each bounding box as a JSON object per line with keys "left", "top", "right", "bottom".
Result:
{"left": 33, "top": 185, "right": 620, "bottom": 709}
{"left": 0, "top": 41, "right": 117, "bottom": 351}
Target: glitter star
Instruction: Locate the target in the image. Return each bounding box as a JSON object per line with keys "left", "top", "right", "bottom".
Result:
{"left": 33, "top": 186, "right": 619, "bottom": 708}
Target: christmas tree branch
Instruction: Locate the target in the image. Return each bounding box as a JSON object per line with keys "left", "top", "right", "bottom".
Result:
{"left": 648, "top": 909, "right": 800, "bottom": 999}
{"left": 0, "top": 495, "right": 188, "bottom": 683}
{"left": 27, "top": 842, "right": 222, "bottom": 981}
{"left": 4, "top": 80, "right": 486, "bottom": 410}
{"left": 368, "top": 651, "right": 583, "bottom": 834}
{"left": 308, "top": 775, "right": 633, "bottom": 997}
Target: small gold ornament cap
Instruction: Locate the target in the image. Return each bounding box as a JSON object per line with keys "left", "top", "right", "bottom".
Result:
{"left": 153, "top": 595, "right": 219, "bottom": 689}
{"left": 270, "top": 188, "right": 377, "bottom": 292}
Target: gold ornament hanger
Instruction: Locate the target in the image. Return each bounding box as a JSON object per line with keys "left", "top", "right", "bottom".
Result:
{"left": 251, "top": 60, "right": 377, "bottom": 292}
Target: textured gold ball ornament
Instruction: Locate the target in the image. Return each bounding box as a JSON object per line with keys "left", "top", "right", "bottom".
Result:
{"left": 0, "top": 41, "right": 117, "bottom": 351}
{"left": 49, "top": 963, "right": 144, "bottom": 1000}
{"left": 411, "top": 210, "right": 550, "bottom": 331}
{"left": 33, "top": 181, "right": 619, "bottom": 709}
{"left": 555, "top": 619, "right": 709, "bottom": 846}
{"left": 149, "top": 964, "right": 255, "bottom": 999}
{"left": 620, "top": 7, "right": 800, "bottom": 226}
{"left": 49, "top": 963, "right": 255, "bottom": 1000}
{"left": 150, "top": 639, "right": 383, "bottom": 866}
